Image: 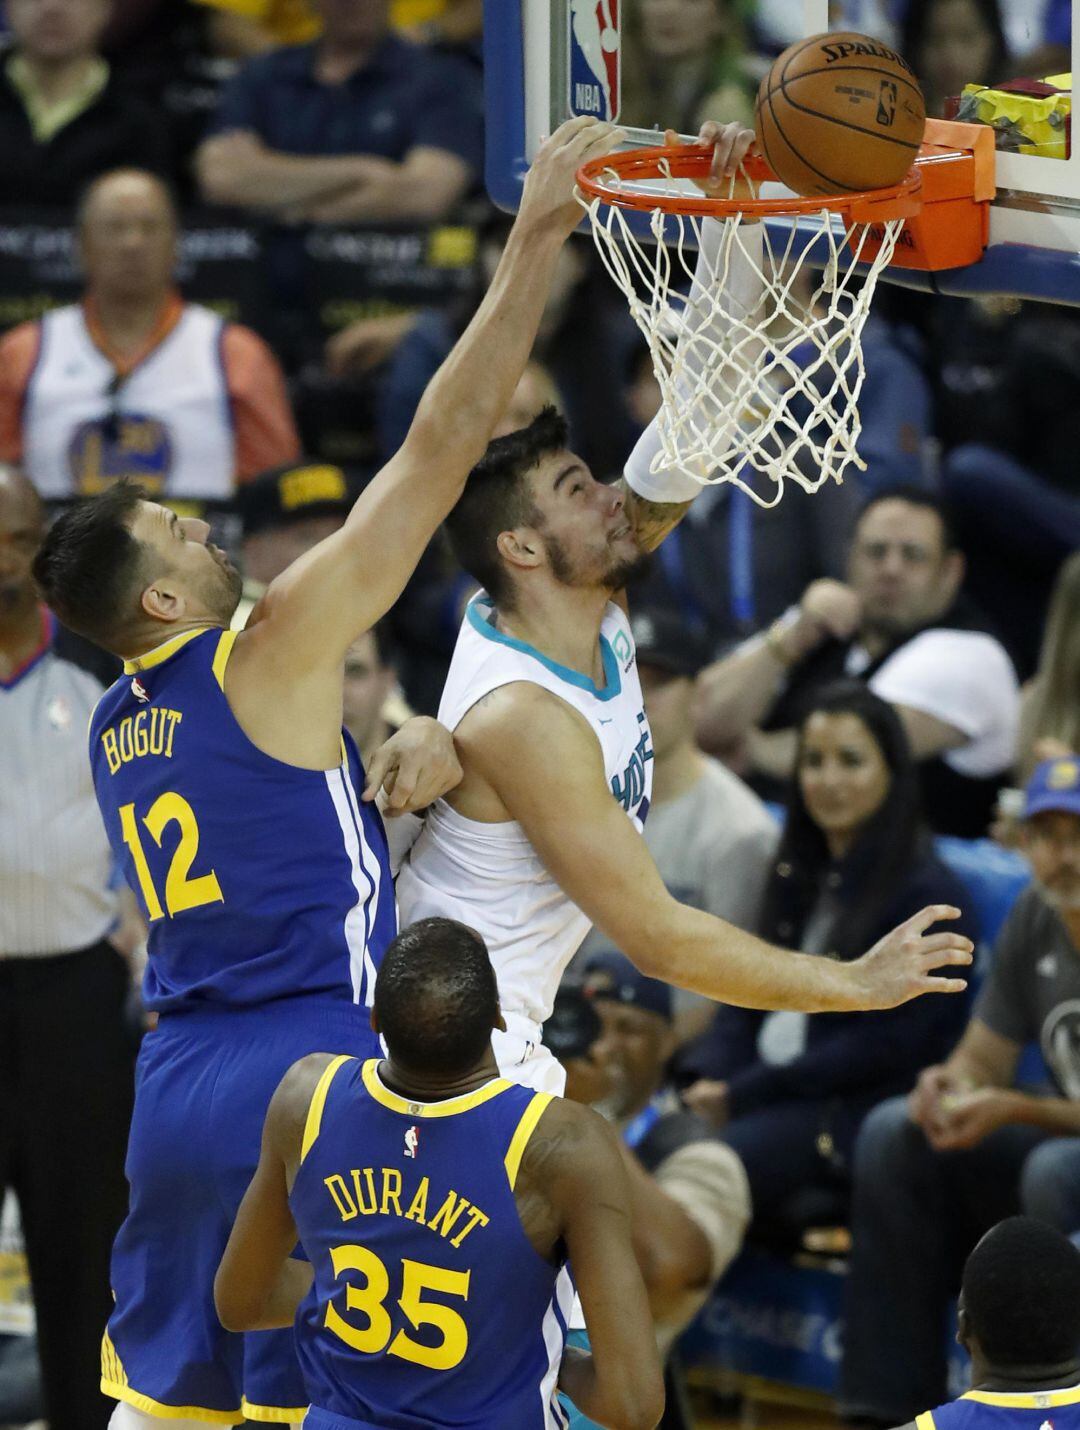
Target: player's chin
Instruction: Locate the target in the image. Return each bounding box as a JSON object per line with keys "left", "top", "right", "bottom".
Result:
{"left": 604, "top": 548, "right": 651, "bottom": 591}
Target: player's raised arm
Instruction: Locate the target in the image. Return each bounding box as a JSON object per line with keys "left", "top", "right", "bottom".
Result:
{"left": 242, "top": 118, "right": 621, "bottom": 673}
{"left": 528, "top": 1098, "right": 664, "bottom": 1430}
{"left": 214, "top": 1056, "right": 326, "bottom": 1332}
{"left": 616, "top": 121, "right": 763, "bottom": 555}
{"left": 458, "top": 685, "right": 974, "bottom": 1013}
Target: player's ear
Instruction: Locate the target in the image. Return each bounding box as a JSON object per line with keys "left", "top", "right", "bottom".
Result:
{"left": 140, "top": 576, "right": 184, "bottom": 624}
{"left": 956, "top": 1303, "right": 970, "bottom": 1349}
{"left": 496, "top": 528, "right": 542, "bottom": 572}
{"left": 369, "top": 1007, "right": 380, "bottom": 1035}
{"left": 494, "top": 1006, "right": 507, "bottom": 1034}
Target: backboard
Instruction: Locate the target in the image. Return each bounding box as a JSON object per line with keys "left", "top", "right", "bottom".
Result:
{"left": 484, "top": 0, "right": 1080, "bottom": 303}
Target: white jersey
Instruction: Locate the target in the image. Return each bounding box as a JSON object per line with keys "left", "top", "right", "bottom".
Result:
{"left": 396, "top": 594, "right": 652, "bottom": 1071}
{"left": 23, "top": 303, "right": 236, "bottom": 500}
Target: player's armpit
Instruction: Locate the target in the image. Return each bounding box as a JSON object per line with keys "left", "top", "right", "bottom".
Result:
{"left": 613, "top": 477, "right": 695, "bottom": 554}
{"left": 539, "top": 1100, "right": 664, "bottom": 1430}
{"left": 214, "top": 1055, "right": 329, "bottom": 1332}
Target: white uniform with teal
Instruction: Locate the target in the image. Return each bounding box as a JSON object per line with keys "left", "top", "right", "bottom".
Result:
{"left": 396, "top": 594, "right": 653, "bottom": 1094}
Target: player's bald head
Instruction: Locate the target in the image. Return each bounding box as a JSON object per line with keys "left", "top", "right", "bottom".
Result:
{"left": 77, "top": 169, "right": 179, "bottom": 234}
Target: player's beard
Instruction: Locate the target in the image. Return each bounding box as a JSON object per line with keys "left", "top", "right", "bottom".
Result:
{"left": 199, "top": 554, "right": 244, "bottom": 625}
{"left": 544, "top": 532, "right": 650, "bottom": 593}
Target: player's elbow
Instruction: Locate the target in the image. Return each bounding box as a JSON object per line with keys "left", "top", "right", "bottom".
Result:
{"left": 596, "top": 1375, "right": 666, "bottom": 1430}
{"left": 213, "top": 1266, "right": 260, "bottom": 1333}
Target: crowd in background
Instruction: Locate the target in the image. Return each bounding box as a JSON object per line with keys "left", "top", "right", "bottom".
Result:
{"left": 2, "top": 0, "right": 1080, "bottom": 1426}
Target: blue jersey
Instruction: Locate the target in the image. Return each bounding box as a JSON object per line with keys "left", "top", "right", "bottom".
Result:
{"left": 917, "top": 1387, "right": 1080, "bottom": 1429}
{"left": 291, "top": 1056, "right": 575, "bottom": 1430}
{"left": 89, "top": 626, "right": 395, "bottom": 1013}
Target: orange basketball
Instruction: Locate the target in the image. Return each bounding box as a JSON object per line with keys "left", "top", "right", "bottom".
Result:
{"left": 754, "top": 31, "right": 926, "bottom": 198}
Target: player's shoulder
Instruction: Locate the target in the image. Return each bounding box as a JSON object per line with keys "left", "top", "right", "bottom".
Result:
{"left": 270, "top": 1052, "right": 354, "bottom": 1134}
{"left": 518, "top": 1093, "right": 623, "bottom": 1187}
{"left": 457, "top": 679, "right": 596, "bottom": 747}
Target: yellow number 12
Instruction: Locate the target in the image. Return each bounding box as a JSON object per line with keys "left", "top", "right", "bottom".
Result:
{"left": 119, "top": 792, "right": 224, "bottom": 922}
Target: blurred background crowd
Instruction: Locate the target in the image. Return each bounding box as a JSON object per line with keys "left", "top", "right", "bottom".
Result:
{"left": 2, "top": 0, "right": 1080, "bottom": 1426}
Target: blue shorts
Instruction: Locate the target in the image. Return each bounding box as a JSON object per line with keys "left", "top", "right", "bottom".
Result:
{"left": 102, "top": 997, "right": 380, "bottom": 1424}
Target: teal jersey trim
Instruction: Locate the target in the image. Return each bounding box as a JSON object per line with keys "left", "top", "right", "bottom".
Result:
{"left": 466, "top": 596, "right": 623, "bottom": 702}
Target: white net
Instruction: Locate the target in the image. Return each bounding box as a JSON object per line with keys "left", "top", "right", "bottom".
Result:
{"left": 578, "top": 166, "right": 908, "bottom": 508}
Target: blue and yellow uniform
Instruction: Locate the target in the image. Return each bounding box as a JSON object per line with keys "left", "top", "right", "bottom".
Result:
{"left": 90, "top": 626, "right": 395, "bottom": 1422}
{"left": 916, "top": 1386, "right": 1080, "bottom": 1428}
{"left": 292, "top": 1055, "right": 576, "bottom": 1430}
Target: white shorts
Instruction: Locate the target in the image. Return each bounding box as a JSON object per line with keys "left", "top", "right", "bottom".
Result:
{"left": 492, "top": 1011, "right": 566, "bottom": 1096}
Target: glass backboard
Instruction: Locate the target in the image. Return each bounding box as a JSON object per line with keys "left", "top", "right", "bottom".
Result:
{"left": 484, "top": 0, "right": 1080, "bottom": 303}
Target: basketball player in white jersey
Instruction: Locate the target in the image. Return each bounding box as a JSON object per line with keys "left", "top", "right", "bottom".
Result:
{"left": 396, "top": 120, "right": 975, "bottom": 1096}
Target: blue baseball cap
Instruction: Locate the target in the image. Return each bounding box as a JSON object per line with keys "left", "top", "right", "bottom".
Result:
{"left": 1025, "top": 756, "right": 1080, "bottom": 820}
{"left": 582, "top": 950, "right": 672, "bottom": 1022}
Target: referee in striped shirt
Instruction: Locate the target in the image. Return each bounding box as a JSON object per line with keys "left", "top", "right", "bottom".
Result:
{"left": 0, "top": 466, "right": 137, "bottom": 1430}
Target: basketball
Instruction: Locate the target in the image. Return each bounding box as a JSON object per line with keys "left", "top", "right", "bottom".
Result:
{"left": 755, "top": 31, "right": 926, "bottom": 198}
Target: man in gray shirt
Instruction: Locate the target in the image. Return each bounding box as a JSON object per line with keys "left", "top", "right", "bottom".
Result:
{"left": 576, "top": 606, "right": 778, "bottom": 1044}
{"left": 840, "top": 755, "right": 1080, "bottom": 1428}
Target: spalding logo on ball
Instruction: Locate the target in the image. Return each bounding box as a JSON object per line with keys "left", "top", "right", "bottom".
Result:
{"left": 755, "top": 31, "right": 926, "bottom": 198}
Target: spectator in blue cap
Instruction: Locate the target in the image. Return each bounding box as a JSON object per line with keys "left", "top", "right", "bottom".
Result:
{"left": 841, "top": 754, "right": 1080, "bottom": 1427}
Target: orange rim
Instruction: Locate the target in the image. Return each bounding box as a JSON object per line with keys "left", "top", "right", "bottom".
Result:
{"left": 576, "top": 145, "right": 924, "bottom": 224}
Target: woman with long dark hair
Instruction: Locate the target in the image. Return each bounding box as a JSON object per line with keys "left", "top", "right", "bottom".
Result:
{"left": 683, "top": 681, "right": 975, "bottom": 1233}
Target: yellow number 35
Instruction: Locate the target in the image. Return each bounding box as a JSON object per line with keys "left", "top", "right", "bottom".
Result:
{"left": 326, "top": 1244, "right": 470, "bottom": 1372}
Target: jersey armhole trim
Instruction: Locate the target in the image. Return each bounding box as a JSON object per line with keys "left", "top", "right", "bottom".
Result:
{"left": 212, "top": 628, "right": 239, "bottom": 692}
{"left": 299, "top": 1054, "right": 354, "bottom": 1164}
{"left": 915, "top": 1413, "right": 936, "bottom": 1430}
{"left": 505, "top": 1091, "right": 554, "bottom": 1191}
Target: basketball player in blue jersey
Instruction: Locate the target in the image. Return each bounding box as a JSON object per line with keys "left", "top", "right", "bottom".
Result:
{"left": 32, "top": 117, "right": 623, "bottom": 1429}
{"left": 215, "top": 918, "right": 665, "bottom": 1430}
{"left": 897, "top": 1218, "right": 1080, "bottom": 1430}
{"left": 397, "top": 120, "right": 976, "bottom": 1099}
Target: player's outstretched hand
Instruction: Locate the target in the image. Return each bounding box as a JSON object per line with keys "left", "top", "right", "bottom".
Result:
{"left": 520, "top": 116, "right": 623, "bottom": 236}
{"left": 844, "top": 904, "right": 973, "bottom": 1010}
{"left": 362, "top": 716, "right": 463, "bottom": 816}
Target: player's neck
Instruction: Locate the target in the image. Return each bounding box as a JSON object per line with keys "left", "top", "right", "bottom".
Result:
{"left": 87, "top": 286, "right": 171, "bottom": 355}
{"left": 378, "top": 1052, "right": 503, "bottom": 1105}
{"left": 496, "top": 586, "right": 612, "bottom": 686}
{"left": 971, "top": 1355, "right": 1080, "bottom": 1394}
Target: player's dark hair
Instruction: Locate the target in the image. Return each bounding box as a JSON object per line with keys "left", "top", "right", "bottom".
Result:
{"left": 962, "top": 1218, "right": 1080, "bottom": 1369}
{"left": 375, "top": 918, "right": 499, "bottom": 1076}
{"left": 857, "top": 483, "right": 957, "bottom": 553}
{"left": 759, "top": 681, "right": 927, "bottom": 960}
{"left": 32, "top": 481, "right": 158, "bottom": 651}
{"left": 444, "top": 406, "right": 569, "bottom": 609}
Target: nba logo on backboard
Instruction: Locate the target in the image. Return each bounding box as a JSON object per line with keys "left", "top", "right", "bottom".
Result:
{"left": 568, "top": 1, "right": 619, "bottom": 122}
{"left": 404, "top": 1126, "right": 419, "bottom": 1159}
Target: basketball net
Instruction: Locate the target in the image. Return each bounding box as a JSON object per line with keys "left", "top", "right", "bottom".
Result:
{"left": 577, "top": 155, "right": 910, "bottom": 507}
